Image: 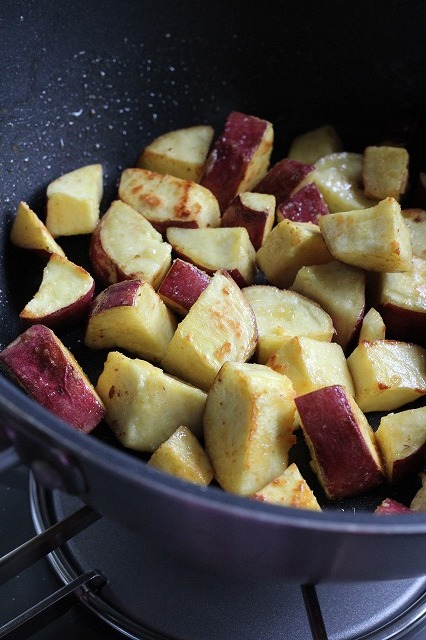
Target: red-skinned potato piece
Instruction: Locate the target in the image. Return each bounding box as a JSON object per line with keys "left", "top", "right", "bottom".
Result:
{"left": 375, "top": 499, "right": 413, "bottom": 515}
{"left": 0, "top": 325, "right": 104, "bottom": 432}
{"left": 161, "top": 270, "right": 257, "bottom": 391}
{"left": 84, "top": 279, "right": 177, "bottom": 363}
{"left": 118, "top": 167, "right": 221, "bottom": 232}
{"left": 276, "top": 182, "right": 329, "bottom": 224}
{"left": 201, "top": 111, "right": 274, "bottom": 211}
{"left": 19, "top": 254, "right": 95, "bottom": 329}
{"left": 221, "top": 192, "right": 275, "bottom": 251}
{"left": 157, "top": 259, "right": 211, "bottom": 316}
{"left": 295, "top": 385, "right": 385, "bottom": 500}
{"left": 375, "top": 406, "right": 426, "bottom": 483}
{"left": 287, "top": 124, "right": 343, "bottom": 164}
{"left": 373, "top": 257, "right": 426, "bottom": 347}
{"left": 46, "top": 163, "right": 103, "bottom": 237}
{"left": 254, "top": 158, "right": 314, "bottom": 204}
{"left": 89, "top": 200, "right": 172, "bottom": 290}
{"left": 137, "top": 124, "right": 214, "bottom": 183}
{"left": 166, "top": 226, "right": 257, "bottom": 287}
{"left": 347, "top": 339, "right": 426, "bottom": 413}
{"left": 297, "top": 152, "right": 377, "bottom": 213}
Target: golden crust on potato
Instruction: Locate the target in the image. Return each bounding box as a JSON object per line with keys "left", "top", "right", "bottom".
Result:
{"left": 204, "top": 361, "right": 296, "bottom": 496}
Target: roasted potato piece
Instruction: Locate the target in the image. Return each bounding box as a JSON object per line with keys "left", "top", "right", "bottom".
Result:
{"left": 148, "top": 425, "right": 214, "bottom": 486}
{"left": 295, "top": 385, "right": 384, "bottom": 499}
{"left": 46, "top": 163, "right": 103, "bottom": 236}
{"left": 119, "top": 167, "right": 220, "bottom": 232}
{"left": 96, "top": 351, "right": 206, "bottom": 452}
{"left": 84, "top": 279, "right": 177, "bottom": 363}
{"left": 137, "top": 124, "right": 214, "bottom": 182}
{"left": 0, "top": 325, "right": 104, "bottom": 432}
{"left": 267, "top": 336, "right": 355, "bottom": 399}
{"left": 157, "top": 259, "right": 211, "bottom": 316}
{"left": 291, "top": 260, "right": 365, "bottom": 352}
{"left": 256, "top": 218, "right": 332, "bottom": 289}
{"left": 252, "top": 463, "right": 321, "bottom": 511}
{"left": 358, "top": 308, "right": 386, "bottom": 343}
{"left": 362, "top": 145, "right": 409, "bottom": 201}
{"left": 276, "top": 182, "right": 329, "bottom": 225}
{"left": 375, "top": 499, "right": 413, "bottom": 515}
{"left": 204, "top": 361, "right": 296, "bottom": 496}
{"left": 373, "top": 257, "right": 426, "bottom": 347}
{"left": 347, "top": 340, "right": 426, "bottom": 412}
{"left": 318, "top": 197, "right": 412, "bottom": 272}
{"left": 376, "top": 407, "right": 426, "bottom": 483}
{"left": 221, "top": 191, "right": 275, "bottom": 251}
{"left": 297, "top": 152, "right": 377, "bottom": 212}
{"left": 410, "top": 473, "right": 426, "bottom": 512}
{"left": 402, "top": 208, "right": 426, "bottom": 259}
{"left": 254, "top": 158, "right": 314, "bottom": 204}
{"left": 201, "top": 111, "right": 274, "bottom": 211}
{"left": 161, "top": 270, "right": 257, "bottom": 391}
{"left": 287, "top": 125, "right": 343, "bottom": 164}
{"left": 19, "top": 254, "right": 95, "bottom": 329}
{"left": 166, "top": 226, "right": 257, "bottom": 287}
{"left": 90, "top": 200, "right": 172, "bottom": 289}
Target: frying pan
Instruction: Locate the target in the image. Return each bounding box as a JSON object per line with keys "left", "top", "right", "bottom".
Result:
{"left": 2, "top": 0, "right": 426, "bottom": 585}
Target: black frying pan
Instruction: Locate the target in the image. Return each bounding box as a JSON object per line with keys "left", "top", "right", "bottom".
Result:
{"left": 2, "top": 0, "right": 426, "bottom": 584}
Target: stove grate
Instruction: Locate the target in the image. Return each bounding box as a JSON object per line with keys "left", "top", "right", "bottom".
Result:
{"left": 0, "top": 445, "right": 329, "bottom": 640}
{"left": 4, "top": 446, "right": 426, "bottom": 640}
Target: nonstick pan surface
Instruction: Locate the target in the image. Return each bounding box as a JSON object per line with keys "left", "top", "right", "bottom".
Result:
{"left": 2, "top": 0, "right": 426, "bottom": 584}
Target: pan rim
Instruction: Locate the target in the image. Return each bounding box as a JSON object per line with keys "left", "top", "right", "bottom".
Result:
{"left": 2, "top": 373, "right": 426, "bottom": 536}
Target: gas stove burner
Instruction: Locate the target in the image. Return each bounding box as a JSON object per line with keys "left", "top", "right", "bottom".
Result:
{"left": 27, "top": 476, "right": 426, "bottom": 640}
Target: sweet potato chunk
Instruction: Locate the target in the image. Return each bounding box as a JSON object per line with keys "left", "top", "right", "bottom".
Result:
{"left": 204, "top": 361, "right": 296, "bottom": 496}
{"left": 319, "top": 197, "right": 412, "bottom": 272}
{"left": 96, "top": 352, "right": 206, "bottom": 452}
{"left": 295, "top": 385, "right": 384, "bottom": 499}
{"left": 161, "top": 271, "right": 257, "bottom": 391}
{"left": 148, "top": 426, "right": 214, "bottom": 485}
{"left": 252, "top": 463, "right": 321, "bottom": 511}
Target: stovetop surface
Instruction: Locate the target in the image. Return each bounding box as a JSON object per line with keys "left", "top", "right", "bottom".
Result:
{"left": 3, "top": 464, "right": 426, "bottom": 640}
{"left": 0, "top": 466, "right": 121, "bottom": 640}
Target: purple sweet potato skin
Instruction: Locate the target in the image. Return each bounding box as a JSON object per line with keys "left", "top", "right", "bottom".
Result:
{"left": 201, "top": 111, "right": 270, "bottom": 211}
{"left": 295, "top": 385, "right": 384, "bottom": 499}
{"left": 0, "top": 324, "right": 104, "bottom": 432}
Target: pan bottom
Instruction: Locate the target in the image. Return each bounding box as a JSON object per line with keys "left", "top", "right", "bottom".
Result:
{"left": 30, "top": 477, "right": 426, "bottom": 640}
